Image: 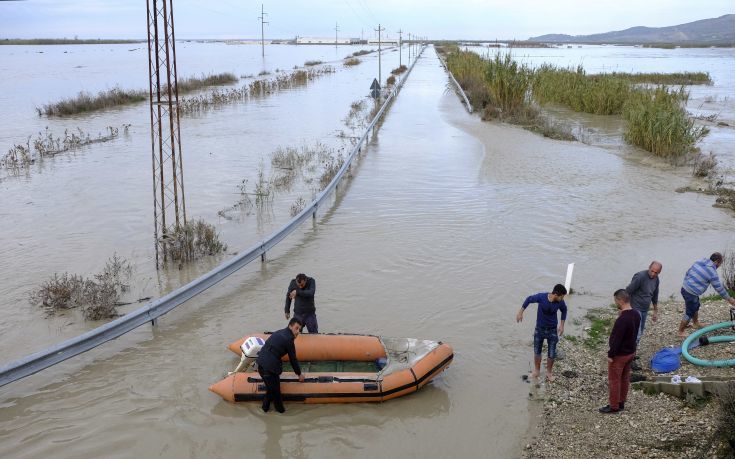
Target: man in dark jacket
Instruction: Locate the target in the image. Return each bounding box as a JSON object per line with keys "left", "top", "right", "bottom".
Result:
{"left": 256, "top": 318, "right": 305, "bottom": 413}
{"left": 599, "top": 289, "right": 641, "bottom": 414}
{"left": 285, "top": 273, "right": 318, "bottom": 333}
{"left": 626, "top": 261, "right": 661, "bottom": 370}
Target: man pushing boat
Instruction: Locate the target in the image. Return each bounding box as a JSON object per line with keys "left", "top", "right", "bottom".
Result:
{"left": 256, "top": 318, "right": 305, "bottom": 413}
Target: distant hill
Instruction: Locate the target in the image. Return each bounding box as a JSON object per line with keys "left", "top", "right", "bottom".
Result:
{"left": 530, "top": 14, "right": 735, "bottom": 45}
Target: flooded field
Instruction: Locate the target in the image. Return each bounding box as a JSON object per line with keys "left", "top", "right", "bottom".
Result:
{"left": 1, "top": 43, "right": 734, "bottom": 457}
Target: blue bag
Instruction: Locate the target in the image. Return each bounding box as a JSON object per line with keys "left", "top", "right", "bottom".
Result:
{"left": 650, "top": 347, "right": 681, "bottom": 373}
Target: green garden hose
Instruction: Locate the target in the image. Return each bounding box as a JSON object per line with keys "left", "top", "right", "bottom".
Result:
{"left": 681, "top": 317, "right": 735, "bottom": 367}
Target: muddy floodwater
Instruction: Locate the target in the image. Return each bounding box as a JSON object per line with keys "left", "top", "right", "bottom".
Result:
{"left": 1, "top": 44, "right": 735, "bottom": 457}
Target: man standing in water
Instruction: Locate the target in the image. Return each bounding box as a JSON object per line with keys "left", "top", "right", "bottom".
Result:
{"left": 678, "top": 252, "right": 735, "bottom": 338}
{"left": 516, "top": 284, "right": 567, "bottom": 382}
{"left": 626, "top": 261, "right": 661, "bottom": 370}
{"left": 256, "top": 318, "right": 305, "bottom": 413}
{"left": 599, "top": 289, "right": 640, "bottom": 414}
{"left": 285, "top": 273, "right": 318, "bottom": 333}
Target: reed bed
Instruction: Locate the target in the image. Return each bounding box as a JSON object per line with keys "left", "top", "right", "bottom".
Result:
{"left": 444, "top": 47, "right": 490, "bottom": 110}
{"left": 532, "top": 65, "right": 632, "bottom": 115}
{"left": 38, "top": 73, "right": 237, "bottom": 116}
{"left": 483, "top": 52, "right": 533, "bottom": 117}
{"left": 179, "top": 67, "right": 335, "bottom": 114}
{"left": 622, "top": 86, "right": 709, "bottom": 158}
{"left": 609, "top": 71, "right": 712, "bottom": 85}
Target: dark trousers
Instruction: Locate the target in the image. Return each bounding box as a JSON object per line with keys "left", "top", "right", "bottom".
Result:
{"left": 296, "top": 312, "right": 319, "bottom": 333}
{"left": 608, "top": 353, "right": 635, "bottom": 410}
{"left": 258, "top": 368, "right": 284, "bottom": 412}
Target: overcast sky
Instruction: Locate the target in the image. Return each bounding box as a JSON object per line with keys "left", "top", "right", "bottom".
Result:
{"left": 0, "top": 0, "right": 732, "bottom": 41}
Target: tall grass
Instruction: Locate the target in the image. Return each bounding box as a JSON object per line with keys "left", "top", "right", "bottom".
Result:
{"left": 483, "top": 52, "right": 533, "bottom": 117}
{"left": 39, "top": 73, "right": 237, "bottom": 116}
{"left": 622, "top": 86, "right": 709, "bottom": 158}
{"left": 532, "top": 65, "right": 631, "bottom": 115}
{"left": 610, "top": 71, "right": 712, "bottom": 85}
{"left": 444, "top": 47, "right": 489, "bottom": 110}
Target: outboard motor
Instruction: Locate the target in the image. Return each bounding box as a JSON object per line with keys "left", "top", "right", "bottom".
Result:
{"left": 230, "top": 336, "right": 265, "bottom": 374}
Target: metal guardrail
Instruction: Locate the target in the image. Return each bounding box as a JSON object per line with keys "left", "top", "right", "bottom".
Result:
{"left": 0, "top": 46, "right": 427, "bottom": 388}
{"left": 436, "top": 54, "right": 473, "bottom": 114}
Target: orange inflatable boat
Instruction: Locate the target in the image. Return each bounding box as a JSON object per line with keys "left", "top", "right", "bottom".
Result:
{"left": 209, "top": 333, "right": 453, "bottom": 403}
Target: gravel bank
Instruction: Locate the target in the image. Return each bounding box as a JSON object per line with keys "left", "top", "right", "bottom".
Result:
{"left": 523, "top": 299, "right": 735, "bottom": 458}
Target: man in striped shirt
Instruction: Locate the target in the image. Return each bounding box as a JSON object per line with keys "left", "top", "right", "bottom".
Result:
{"left": 678, "top": 252, "right": 735, "bottom": 337}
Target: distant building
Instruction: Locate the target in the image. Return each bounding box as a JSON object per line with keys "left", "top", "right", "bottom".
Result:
{"left": 367, "top": 38, "right": 399, "bottom": 45}
{"left": 297, "top": 37, "right": 358, "bottom": 45}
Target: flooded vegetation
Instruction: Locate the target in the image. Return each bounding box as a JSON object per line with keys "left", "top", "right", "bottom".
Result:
{"left": 622, "top": 86, "right": 709, "bottom": 158}
{"left": 30, "top": 254, "right": 133, "bottom": 320}
{"left": 344, "top": 57, "right": 361, "bottom": 66}
{"left": 165, "top": 219, "right": 227, "bottom": 263}
{"left": 440, "top": 47, "right": 575, "bottom": 140}
{"left": 38, "top": 73, "right": 237, "bottom": 116}
{"left": 2, "top": 36, "right": 735, "bottom": 458}
{"left": 1, "top": 126, "right": 124, "bottom": 170}
{"left": 179, "top": 66, "right": 335, "bottom": 114}
{"left": 442, "top": 47, "right": 713, "bottom": 156}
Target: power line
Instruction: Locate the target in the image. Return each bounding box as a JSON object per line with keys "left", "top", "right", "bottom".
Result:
{"left": 258, "top": 4, "right": 268, "bottom": 57}
{"left": 375, "top": 23, "right": 385, "bottom": 84}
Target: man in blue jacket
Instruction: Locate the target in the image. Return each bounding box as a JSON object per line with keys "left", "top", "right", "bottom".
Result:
{"left": 517, "top": 284, "right": 568, "bottom": 382}
{"left": 678, "top": 252, "right": 735, "bottom": 337}
{"left": 256, "top": 318, "right": 305, "bottom": 413}
{"left": 285, "top": 273, "right": 318, "bottom": 333}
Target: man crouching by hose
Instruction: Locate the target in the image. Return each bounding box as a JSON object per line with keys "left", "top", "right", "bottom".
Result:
{"left": 256, "top": 318, "right": 305, "bottom": 413}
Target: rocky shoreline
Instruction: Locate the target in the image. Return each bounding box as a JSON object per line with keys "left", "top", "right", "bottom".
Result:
{"left": 523, "top": 299, "right": 735, "bottom": 458}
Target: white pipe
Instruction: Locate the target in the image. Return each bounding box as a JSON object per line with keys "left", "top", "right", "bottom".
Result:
{"left": 564, "top": 263, "right": 574, "bottom": 293}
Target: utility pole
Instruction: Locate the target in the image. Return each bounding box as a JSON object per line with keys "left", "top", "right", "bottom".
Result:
{"left": 334, "top": 22, "right": 339, "bottom": 47}
{"left": 146, "top": 0, "right": 186, "bottom": 266}
{"left": 397, "top": 29, "right": 403, "bottom": 67}
{"left": 258, "top": 4, "right": 268, "bottom": 57}
{"left": 375, "top": 24, "right": 384, "bottom": 84}
{"left": 408, "top": 33, "right": 411, "bottom": 62}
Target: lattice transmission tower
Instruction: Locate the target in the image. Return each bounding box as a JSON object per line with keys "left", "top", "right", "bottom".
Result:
{"left": 146, "top": 0, "right": 186, "bottom": 266}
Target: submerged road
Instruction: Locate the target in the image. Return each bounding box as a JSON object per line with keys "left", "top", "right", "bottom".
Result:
{"left": 1, "top": 46, "right": 734, "bottom": 458}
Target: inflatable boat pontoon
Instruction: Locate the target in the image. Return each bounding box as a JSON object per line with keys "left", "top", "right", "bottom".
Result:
{"left": 209, "top": 333, "right": 453, "bottom": 403}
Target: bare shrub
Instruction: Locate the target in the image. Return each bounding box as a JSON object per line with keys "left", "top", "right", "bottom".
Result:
{"left": 722, "top": 249, "right": 735, "bottom": 292}
{"left": 1, "top": 140, "right": 33, "bottom": 168}
{"left": 692, "top": 152, "right": 718, "bottom": 178}
{"left": 715, "top": 384, "right": 735, "bottom": 452}
{"left": 319, "top": 153, "right": 345, "bottom": 188}
{"left": 390, "top": 65, "right": 408, "bottom": 75}
{"left": 290, "top": 196, "right": 307, "bottom": 216}
{"left": 344, "top": 58, "right": 361, "bottom": 66}
{"left": 386, "top": 75, "right": 396, "bottom": 86}
{"left": 30, "top": 255, "right": 133, "bottom": 320}
{"left": 166, "top": 219, "right": 227, "bottom": 262}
